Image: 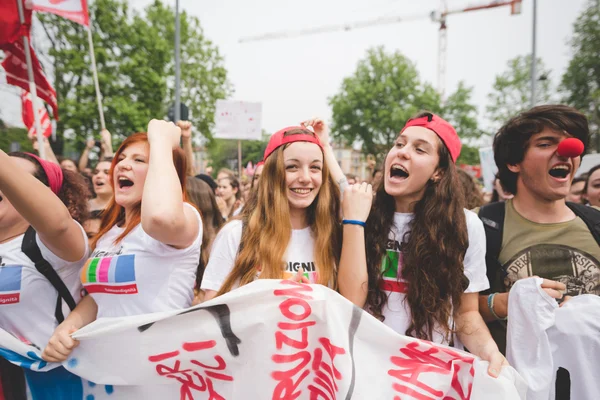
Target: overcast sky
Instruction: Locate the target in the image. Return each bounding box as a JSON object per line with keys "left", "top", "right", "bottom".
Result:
{"left": 0, "top": 0, "right": 588, "bottom": 136}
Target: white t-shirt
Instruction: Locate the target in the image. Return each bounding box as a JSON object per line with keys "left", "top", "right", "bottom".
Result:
{"left": 380, "top": 209, "right": 489, "bottom": 345}
{"left": 81, "top": 204, "right": 202, "bottom": 318}
{"left": 201, "top": 219, "right": 317, "bottom": 292}
{"left": 0, "top": 224, "right": 88, "bottom": 349}
{"left": 507, "top": 277, "right": 600, "bottom": 400}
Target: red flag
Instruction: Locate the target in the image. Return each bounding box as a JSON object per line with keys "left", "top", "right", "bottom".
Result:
{"left": 2, "top": 40, "right": 59, "bottom": 119}
{"left": 31, "top": 0, "right": 89, "bottom": 26}
{"left": 0, "top": 0, "right": 32, "bottom": 46}
{"left": 21, "top": 90, "right": 53, "bottom": 138}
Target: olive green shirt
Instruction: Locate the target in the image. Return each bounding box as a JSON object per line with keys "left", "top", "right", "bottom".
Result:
{"left": 478, "top": 199, "right": 600, "bottom": 354}
{"left": 499, "top": 199, "right": 600, "bottom": 296}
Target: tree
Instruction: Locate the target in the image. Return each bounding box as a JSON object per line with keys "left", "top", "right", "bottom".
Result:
{"left": 486, "top": 55, "right": 553, "bottom": 130}
{"left": 456, "top": 145, "right": 480, "bottom": 166}
{"left": 328, "top": 46, "right": 483, "bottom": 164}
{"left": 207, "top": 135, "right": 268, "bottom": 173}
{"left": 37, "top": 0, "right": 231, "bottom": 155}
{"left": 561, "top": 0, "right": 600, "bottom": 152}
{"left": 0, "top": 119, "right": 33, "bottom": 153}
{"left": 329, "top": 47, "right": 439, "bottom": 157}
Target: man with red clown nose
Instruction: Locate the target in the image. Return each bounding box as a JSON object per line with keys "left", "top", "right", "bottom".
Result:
{"left": 476, "top": 105, "right": 600, "bottom": 355}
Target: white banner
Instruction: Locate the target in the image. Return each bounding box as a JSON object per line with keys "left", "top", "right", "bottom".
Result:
{"left": 2, "top": 280, "right": 526, "bottom": 399}
{"left": 478, "top": 146, "right": 497, "bottom": 193}
{"left": 507, "top": 277, "right": 600, "bottom": 400}
{"left": 214, "top": 100, "right": 262, "bottom": 140}
{"left": 31, "top": 0, "right": 89, "bottom": 26}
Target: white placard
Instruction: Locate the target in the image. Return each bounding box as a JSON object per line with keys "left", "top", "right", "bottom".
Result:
{"left": 214, "top": 100, "right": 262, "bottom": 140}
{"left": 479, "top": 146, "right": 498, "bottom": 193}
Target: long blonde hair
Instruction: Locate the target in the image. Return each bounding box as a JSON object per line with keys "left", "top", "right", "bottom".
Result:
{"left": 218, "top": 131, "right": 341, "bottom": 294}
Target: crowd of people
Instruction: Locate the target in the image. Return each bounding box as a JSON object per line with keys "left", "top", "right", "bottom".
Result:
{"left": 0, "top": 104, "right": 598, "bottom": 397}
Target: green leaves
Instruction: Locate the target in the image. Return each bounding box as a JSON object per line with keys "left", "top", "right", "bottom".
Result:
{"left": 328, "top": 46, "right": 481, "bottom": 162}
{"left": 561, "top": 0, "right": 600, "bottom": 151}
{"left": 37, "top": 0, "right": 231, "bottom": 156}
{"left": 486, "top": 54, "right": 553, "bottom": 132}
{"left": 0, "top": 120, "right": 33, "bottom": 153}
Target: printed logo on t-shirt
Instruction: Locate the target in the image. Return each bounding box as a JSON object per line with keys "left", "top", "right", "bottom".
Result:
{"left": 380, "top": 239, "right": 408, "bottom": 293}
{"left": 91, "top": 246, "right": 123, "bottom": 259}
{"left": 80, "top": 254, "right": 138, "bottom": 295}
{"left": 0, "top": 266, "right": 23, "bottom": 305}
{"left": 504, "top": 244, "right": 600, "bottom": 296}
{"left": 283, "top": 261, "right": 319, "bottom": 284}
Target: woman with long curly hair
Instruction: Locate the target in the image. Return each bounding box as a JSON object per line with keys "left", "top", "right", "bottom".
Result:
{"left": 42, "top": 121, "right": 202, "bottom": 367}
{"left": 201, "top": 124, "right": 341, "bottom": 299}
{"left": 338, "top": 112, "right": 506, "bottom": 377}
{"left": 0, "top": 150, "right": 90, "bottom": 396}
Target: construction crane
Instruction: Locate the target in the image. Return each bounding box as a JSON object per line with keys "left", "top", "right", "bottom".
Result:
{"left": 239, "top": 0, "right": 523, "bottom": 97}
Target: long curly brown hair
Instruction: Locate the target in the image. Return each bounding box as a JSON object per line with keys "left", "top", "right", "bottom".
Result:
{"left": 10, "top": 152, "right": 90, "bottom": 224}
{"left": 218, "top": 130, "right": 342, "bottom": 295}
{"left": 364, "top": 134, "right": 469, "bottom": 341}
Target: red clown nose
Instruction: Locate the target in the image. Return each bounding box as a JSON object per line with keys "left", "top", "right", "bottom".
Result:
{"left": 557, "top": 138, "right": 584, "bottom": 158}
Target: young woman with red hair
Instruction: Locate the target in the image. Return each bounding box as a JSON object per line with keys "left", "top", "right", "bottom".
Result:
{"left": 43, "top": 120, "right": 202, "bottom": 363}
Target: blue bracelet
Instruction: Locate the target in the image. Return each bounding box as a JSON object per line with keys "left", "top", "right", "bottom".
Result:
{"left": 487, "top": 293, "right": 507, "bottom": 321}
{"left": 342, "top": 219, "right": 366, "bottom": 227}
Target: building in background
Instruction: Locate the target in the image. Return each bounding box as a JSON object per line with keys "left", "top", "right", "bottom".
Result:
{"left": 332, "top": 141, "right": 370, "bottom": 181}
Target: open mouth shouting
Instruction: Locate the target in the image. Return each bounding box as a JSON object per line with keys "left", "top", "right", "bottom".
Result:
{"left": 548, "top": 163, "right": 572, "bottom": 182}
{"left": 117, "top": 176, "right": 134, "bottom": 190}
{"left": 389, "top": 164, "right": 409, "bottom": 182}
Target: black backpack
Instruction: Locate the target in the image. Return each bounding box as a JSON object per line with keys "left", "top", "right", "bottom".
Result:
{"left": 478, "top": 201, "right": 600, "bottom": 293}
{"left": 20, "top": 226, "right": 77, "bottom": 324}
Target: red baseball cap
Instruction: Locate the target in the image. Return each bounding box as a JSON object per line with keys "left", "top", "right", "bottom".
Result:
{"left": 263, "top": 126, "right": 323, "bottom": 160}
{"left": 400, "top": 113, "right": 462, "bottom": 162}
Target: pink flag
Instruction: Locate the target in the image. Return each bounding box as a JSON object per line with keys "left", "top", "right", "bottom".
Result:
{"left": 21, "top": 90, "right": 53, "bottom": 138}
{"left": 31, "top": 0, "right": 89, "bottom": 27}
{"left": 245, "top": 161, "right": 255, "bottom": 176}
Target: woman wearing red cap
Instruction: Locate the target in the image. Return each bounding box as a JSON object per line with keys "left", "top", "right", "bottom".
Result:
{"left": 337, "top": 111, "right": 507, "bottom": 377}
{"left": 201, "top": 124, "right": 341, "bottom": 299}
{"left": 0, "top": 149, "right": 90, "bottom": 395}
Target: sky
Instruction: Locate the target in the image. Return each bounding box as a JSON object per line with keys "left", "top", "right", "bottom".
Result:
{"left": 0, "top": 0, "right": 589, "bottom": 138}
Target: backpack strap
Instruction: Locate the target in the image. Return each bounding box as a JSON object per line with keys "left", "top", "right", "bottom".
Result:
{"left": 21, "top": 227, "right": 77, "bottom": 324}
{"left": 566, "top": 202, "right": 600, "bottom": 246}
{"left": 477, "top": 202, "right": 507, "bottom": 292}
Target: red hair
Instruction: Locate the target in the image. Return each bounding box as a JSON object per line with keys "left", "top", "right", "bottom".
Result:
{"left": 91, "top": 132, "right": 189, "bottom": 249}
